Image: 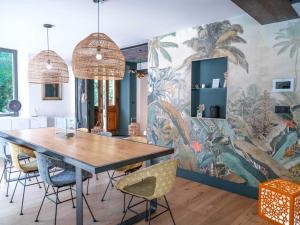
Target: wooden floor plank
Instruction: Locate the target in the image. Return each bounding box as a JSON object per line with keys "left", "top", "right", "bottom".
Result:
{"left": 0, "top": 163, "right": 272, "bottom": 225}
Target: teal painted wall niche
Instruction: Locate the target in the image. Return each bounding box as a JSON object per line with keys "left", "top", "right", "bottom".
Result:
{"left": 191, "top": 57, "right": 227, "bottom": 118}
{"left": 147, "top": 16, "right": 300, "bottom": 198}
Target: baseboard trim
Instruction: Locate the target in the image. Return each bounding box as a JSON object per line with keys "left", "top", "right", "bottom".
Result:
{"left": 177, "top": 168, "right": 258, "bottom": 199}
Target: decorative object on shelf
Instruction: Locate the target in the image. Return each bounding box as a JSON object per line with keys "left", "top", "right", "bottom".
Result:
{"left": 28, "top": 24, "right": 69, "bottom": 84}
{"left": 259, "top": 179, "right": 300, "bottom": 225}
{"left": 128, "top": 118, "right": 140, "bottom": 136}
{"left": 91, "top": 121, "right": 103, "bottom": 134}
{"left": 223, "top": 72, "right": 228, "bottom": 88}
{"left": 197, "top": 104, "right": 205, "bottom": 118}
{"left": 54, "top": 117, "right": 76, "bottom": 138}
{"left": 8, "top": 100, "right": 22, "bottom": 116}
{"left": 191, "top": 57, "right": 227, "bottom": 119}
{"left": 32, "top": 108, "right": 39, "bottom": 117}
{"left": 212, "top": 78, "right": 220, "bottom": 88}
{"left": 142, "top": 130, "right": 147, "bottom": 136}
{"left": 210, "top": 105, "right": 220, "bottom": 118}
{"left": 42, "top": 83, "right": 62, "bottom": 100}
{"left": 128, "top": 50, "right": 147, "bottom": 78}
{"left": 194, "top": 84, "right": 200, "bottom": 89}
{"left": 72, "top": 0, "right": 125, "bottom": 80}
{"left": 272, "top": 78, "right": 294, "bottom": 92}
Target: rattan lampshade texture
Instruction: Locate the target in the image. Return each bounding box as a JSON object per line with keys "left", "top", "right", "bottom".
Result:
{"left": 28, "top": 50, "right": 69, "bottom": 83}
{"left": 72, "top": 33, "right": 125, "bottom": 80}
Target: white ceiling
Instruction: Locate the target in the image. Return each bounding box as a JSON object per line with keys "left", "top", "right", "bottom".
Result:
{"left": 0, "top": 0, "right": 245, "bottom": 62}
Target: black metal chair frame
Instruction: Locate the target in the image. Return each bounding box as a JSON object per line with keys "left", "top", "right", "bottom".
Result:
{"left": 120, "top": 195, "right": 176, "bottom": 225}
{"left": 101, "top": 167, "right": 142, "bottom": 213}
{"left": 35, "top": 185, "right": 97, "bottom": 225}
{"left": 9, "top": 170, "right": 44, "bottom": 215}
{"left": 0, "top": 148, "right": 30, "bottom": 197}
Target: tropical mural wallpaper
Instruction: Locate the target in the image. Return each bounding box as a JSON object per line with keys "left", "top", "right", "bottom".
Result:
{"left": 147, "top": 16, "right": 300, "bottom": 189}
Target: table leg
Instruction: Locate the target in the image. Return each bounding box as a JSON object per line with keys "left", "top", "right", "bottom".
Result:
{"left": 76, "top": 167, "right": 83, "bottom": 225}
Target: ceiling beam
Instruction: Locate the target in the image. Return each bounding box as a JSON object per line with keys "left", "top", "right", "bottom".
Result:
{"left": 121, "top": 43, "right": 148, "bottom": 63}
{"left": 231, "top": 0, "right": 299, "bottom": 24}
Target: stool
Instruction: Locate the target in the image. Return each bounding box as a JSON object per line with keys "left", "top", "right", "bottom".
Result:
{"left": 259, "top": 179, "right": 300, "bottom": 225}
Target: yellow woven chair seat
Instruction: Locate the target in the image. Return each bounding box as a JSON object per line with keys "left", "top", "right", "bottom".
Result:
{"left": 116, "top": 159, "right": 178, "bottom": 200}
{"left": 123, "top": 176, "right": 156, "bottom": 199}
{"left": 20, "top": 160, "right": 38, "bottom": 173}
{"left": 9, "top": 142, "right": 37, "bottom": 173}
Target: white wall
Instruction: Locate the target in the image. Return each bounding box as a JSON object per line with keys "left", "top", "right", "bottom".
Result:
{"left": 136, "top": 77, "right": 148, "bottom": 133}
{"left": 28, "top": 67, "right": 75, "bottom": 118}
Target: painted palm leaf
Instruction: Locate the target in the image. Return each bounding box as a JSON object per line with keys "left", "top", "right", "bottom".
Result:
{"left": 154, "top": 100, "right": 190, "bottom": 145}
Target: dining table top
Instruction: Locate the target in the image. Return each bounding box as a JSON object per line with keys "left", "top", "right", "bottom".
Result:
{"left": 0, "top": 127, "right": 174, "bottom": 173}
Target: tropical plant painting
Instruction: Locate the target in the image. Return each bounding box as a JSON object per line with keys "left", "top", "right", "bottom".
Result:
{"left": 147, "top": 17, "right": 300, "bottom": 189}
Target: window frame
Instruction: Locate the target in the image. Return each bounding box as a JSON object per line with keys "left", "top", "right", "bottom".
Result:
{"left": 0, "top": 47, "right": 18, "bottom": 117}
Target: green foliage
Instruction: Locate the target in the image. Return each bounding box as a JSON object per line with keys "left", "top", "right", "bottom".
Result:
{"left": 0, "top": 51, "right": 13, "bottom": 112}
{"left": 273, "top": 21, "right": 300, "bottom": 84}
{"left": 149, "top": 33, "right": 178, "bottom": 68}
{"left": 183, "top": 20, "right": 249, "bottom": 72}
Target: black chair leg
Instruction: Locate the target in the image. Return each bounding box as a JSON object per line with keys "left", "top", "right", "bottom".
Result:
{"left": 123, "top": 193, "right": 126, "bottom": 213}
{"left": 147, "top": 201, "right": 151, "bottom": 225}
{"left": 70, "top": 186, "right": 75, "bottom": 208}
{"left": 20, "top": 174, "right": 28, "bottom": 215}
{"left": 164, "top": 195, "right": 176, "bottom": 225}
{"left": 108, "top": 171, "right": 115, "bottom": 187}
{"left": 54, "top": 188, "right": 59, "bottom": 225}
{"left": 86, "top": 178, "right": 90, "bottom": 195}
{"left": 82, "top": 193, "right": 97, "bottom": 222}
{"left": 35, "top": 185, "right": 50, "bottom": 222}
{"left": 34, "top": 172, "right": 42, "bottom": 188}
{"left": 0, "top": 160, "right": 6, "bottom": 184}
{"left": 120, "top": 195, "right": 133, "bottom": 224}
{"left": 101, "top": 171, "right": 115, "bottom": 201}
{"left": 5, "top": 163, "right": 12, "bottom": 197}
{"left": 10, "top": 172, "right": 21, "bottom": 203}
{"left": 145, "top": 200, "right": 149, "bottom": 221}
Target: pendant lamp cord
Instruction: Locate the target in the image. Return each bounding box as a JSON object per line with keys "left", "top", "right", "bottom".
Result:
{"left": 46, "top": 27, "right": 50, "bottom": 59}
{"left": 97, "top": 0, "right": 100, "bottom": 42}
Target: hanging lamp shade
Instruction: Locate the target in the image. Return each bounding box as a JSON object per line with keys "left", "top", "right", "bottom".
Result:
{"left": 28, "top": 50, "right": 69, "bottom": 83}
{"left": 72, "top": 33, "right": 125, "bottom": 80}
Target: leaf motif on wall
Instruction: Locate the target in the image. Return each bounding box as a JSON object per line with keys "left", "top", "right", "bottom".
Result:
{"left": 182, "top": 20, "right": 249, "bottom": 73}
{"left": 234, "top": 140, "right": 300, "bottom": 184}
{"left": 149, "top": 33, "right": 179, "bottom": 68}
{"left": 154, "top": 100, "right": 190, "bottom": 145}
{"left": 273, "top": 21, "right": 300, "bottom": 88}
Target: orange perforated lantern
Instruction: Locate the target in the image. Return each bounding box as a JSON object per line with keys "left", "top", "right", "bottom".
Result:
{"left": 259, "top": 179, "right": 300, "bottom": 225}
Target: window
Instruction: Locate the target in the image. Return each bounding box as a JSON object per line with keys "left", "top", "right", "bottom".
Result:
{"left": 0, "top": 48, "right": 18, "bottom": 116}
{"left": 108, "top": 80, "right": 115, "bottom": 106}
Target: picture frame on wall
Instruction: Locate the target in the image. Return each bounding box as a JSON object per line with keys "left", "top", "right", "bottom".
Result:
{"left": 42, "top": 83, "right": 62, "bottom": 100}
{"left": 272, "top": 78, "right": 294, "bottom": 93}
{"left": 212, "top": 79, "right": 220, "bottom": 88}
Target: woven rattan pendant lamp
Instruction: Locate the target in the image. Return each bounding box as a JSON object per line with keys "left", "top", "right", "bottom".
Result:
{"left": 72, "top": 0, "right": 125, "bottom": 80}
{"left": 28, "top": 24, "right": 69, "bottom": 83}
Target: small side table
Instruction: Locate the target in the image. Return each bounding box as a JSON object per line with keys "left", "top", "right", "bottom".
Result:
{"left": 259, "top": 179, "right": 300, "bottom": 225}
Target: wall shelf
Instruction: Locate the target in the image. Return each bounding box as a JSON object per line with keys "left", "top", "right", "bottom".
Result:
{"left": 191, "top": 57, "right": 228, "bottom": 119}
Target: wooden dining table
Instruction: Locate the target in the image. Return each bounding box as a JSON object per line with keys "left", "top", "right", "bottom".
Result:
{"left": 0, "top": 127, "right": 174, "bottom": 225}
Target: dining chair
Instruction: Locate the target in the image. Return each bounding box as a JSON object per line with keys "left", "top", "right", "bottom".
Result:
{"left": 34, "top": 152, "right": 97, "bottom": 225}
{"left": 98, "top": 132, "right": 144, "bottom": 213}
{"left": 0, "top": 139, "right": 14, "bottom": 197}
{"left": 116, "top": 159, "right": 178, "bottom": 225}
{"left": 8, "top": 142, "right": 43, "bottom": 215}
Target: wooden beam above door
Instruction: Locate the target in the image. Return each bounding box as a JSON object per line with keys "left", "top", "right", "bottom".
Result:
{"left": 231, "top": 0, "right": 299, "bottom": 25}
